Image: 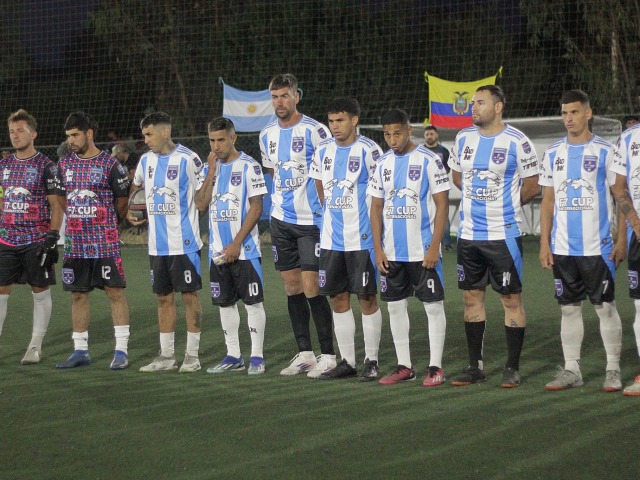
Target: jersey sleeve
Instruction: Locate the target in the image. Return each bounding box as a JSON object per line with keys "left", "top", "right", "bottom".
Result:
{"left": 448, "top": 137, "right": 462, "bottom": 173}
{"left": 189, "top": 153, "right": 206, "bottom": 191}
{"left": 247, "top": 161, "right": 268, "bottom": 198}
{"left": 366, "top": 143, "right": 383, "bottom": 177}
{"left": 611, "top": 135, "right": 628, "bottom": 177}
{"left": 43, "top": 159, "right": 61, "bottom": 195}
{"left": 366, "top": 162, "right": 385, "bottom": 199}
{"left": 133, "top": 155, "right": 145, "bottom": 187}
{"left": 259, "top": 131, "right": 275, "bottom": 169}
{"left": 311, "top": 122, "right": 331, "bottom": 148}
{"left": 308, "top": 146, "right": 323, "bottom": 181}
{"left": 109, "top": 161, "right": 131, "bottom": 197}
{"left": 605, "top": 145, "right": 619, "bottom": 187}
{"left": 516, "top": 137, "right": 539, "bottom": 178}
{"left": 427, "top": 155, "right": 451, "bottom": 195}
{"left": 538, "top": 149, "right": 554, "bottom": 187}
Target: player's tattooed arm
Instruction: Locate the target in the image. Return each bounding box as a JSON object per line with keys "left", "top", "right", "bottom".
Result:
{"left": 612, "top": 173, "right": 640, "bottom": 237}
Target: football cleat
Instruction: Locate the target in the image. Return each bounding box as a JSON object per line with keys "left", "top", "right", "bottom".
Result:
{"left": 109, "top": 350, "right": 129, "bottom": 370}
{"left": 603, "top": 370, "right": 622, "bottom": 392}
{"left": 359, "top": 358, "right": 380, "bottom": 382}
{"left": 544, "top": 367, "right": 583, "bottom": 391}
{"left": 179, "top": 353, "right": 201, "bottom": 373}
{"left": 206, "top": 355, "right": 245, "bottom": 374}
{"left": 423, "top": 366, "right": 445, "bottom": 387}
{"left": 623, "top": 374, "right": 640, "bottom": 397}
{"left": 500, "top": 367, "right": 522, "bottom": 388}
{"left": 21, "top": 346, "right": 42, "bottom": 365}
{"left": 307, "top": 354, "right": 337, "bottom": 379}
{"left": 247, "top": 356, "right": 265, "bottom": 375}
{"left": 319, "top": 358, "right": 357, "bottom": 380}
{"left": 450, "top": 366, "right": 487, "bottom": 386}
{"left": 379, "top": 365, "right": 416, "bottom": 385}
{"left": 280, "top": 351, "right": 317, "bottom": 376}
{"left": 139, "top": 354, "right": 178, "bottom": 372}
{"left": 56, "top": 350, "right": 91, "bottom": 369}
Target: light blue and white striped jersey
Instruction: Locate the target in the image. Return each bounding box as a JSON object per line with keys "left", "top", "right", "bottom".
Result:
{"left": 611, "top": 124, "right": 640, "bottom": 246}
{"left": 449, "top": 125, "right": 539, "bottom": 240}
{"left": 134, "top": 144, "right": 205, "bottom": 256}
{"left": 366, "top": 145, "right": 451, "bottom": 262}
{"left": 259, "top": 115, "right": 331, "bottom": 227}
{"left": 539, "top": 135, "right": 616, "bottom": 256}
{"left": 205, "top": 152, "right": 267, "bottom": 261}
{"left": 309, "top": 135, "right": 382, "bottom": 251}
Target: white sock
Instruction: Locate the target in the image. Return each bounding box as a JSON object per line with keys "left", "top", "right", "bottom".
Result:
{"left": 388, "top": 299, "right": 411, "bottom": 368}
{"left": 220, "top": 304, "right": 241, "bottom": 358}
{"left": 595, "top": 301, "right": 622, "bottom": 372}
{"left": 560, "top": 303, "right": 583, "bottom": 373}
{"left": 362, "top": 309, "right": 382, "bottom": 362}
{"left": 186, "top": 331, "right": 200, "bottom": 357}
{"left": 30, "top": 290, "right": 51, "bottom": 349}
{"left": 72, "top": 331, "right": 89, "bottom": 351}
{"left": 333, "top": 309, "right": 356, "bottom": 367}
{"left": 424, "top": 300, "right": 446, "bottom": 368}
{"left": 245, "top": 302, "right": 266, "bottom": 359}
{"left": 0, "top": 294, "right": 9, "bottom": 336}
{"left": 160, "top": 332, "right": 175, "bottom": 357}
{"left": 114, "top": 325, "right": 130, "bottom": 354}
{"left": 634, "top": 300, "right": 640, "bottom": 358}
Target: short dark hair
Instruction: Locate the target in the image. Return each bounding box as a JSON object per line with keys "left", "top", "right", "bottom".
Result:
{"left": 476, "top": 85, "right": 506, "bottom": 106}
{"left": 424, "top": 125, "right": 438, "bottom": 133}
{"left": 64, "top": 111, "right": 98, "bottom": 133}
{"left": 8, "top": 109, "right": 37, "bottom": 132}
{"left": 140, "top": 112, "right": 172, "bottom": 130}
{"left": 381, "top": 109, "right": 410, "bottom": 127}
{"left": 269, "top": 73, "right": 298, "bottom": 93}
{"left": 208, "top": 117, "right": 236, "bottom": 133}
{"left": 561, "top": 89, "right": 590, "bottom": 107}
{"left": 327, "top": 97, "right": 361, "bottom": 117}
{"left": 622, "top": 115, "right": 639, "bottom": 125}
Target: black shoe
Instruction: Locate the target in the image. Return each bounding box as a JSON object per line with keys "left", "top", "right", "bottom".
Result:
{"left": 451, "top": 366, "right": 487, "bottom": 386}
{"left": 500, "top": 367, "right": 521, "bottom": 388}
{"left": 319, "top": 358, "right": 357, "bottom": 380}
{"left": 359, "top": 358, "right": 380, "bottom": 382}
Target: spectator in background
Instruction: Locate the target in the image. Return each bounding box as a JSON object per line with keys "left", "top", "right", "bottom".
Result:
{"left": 424, "top": 125, "right": 452, "bottom": 251}
{"left": 112, "top": 144, "right": 139, "bottom": 181}
{"left": 622, "top": 115, "right": 639, "bottom": 131}
{"left": 1, "top": 149, "right": 12, "bottom": 159}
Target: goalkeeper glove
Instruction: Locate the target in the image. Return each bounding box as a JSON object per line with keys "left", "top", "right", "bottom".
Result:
{"left": 37, "top": 230, "right": 60, "bottom": 268}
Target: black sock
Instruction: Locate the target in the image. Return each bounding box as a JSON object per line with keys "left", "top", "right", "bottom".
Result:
{"left": 287, "top": 293, "right": 311, "bottom": 352}
{"left": 505, "top": 326, "right": 525, "bottom": 370}
{"left": 307, "top": 295, "right": 334, "bottom": 355}
{"left": 465, "top": 321, "right": 486, "bottom": 368}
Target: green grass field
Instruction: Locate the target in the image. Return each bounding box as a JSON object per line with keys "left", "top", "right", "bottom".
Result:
{"left": 1, "top": 238, "right": 639, "bottom": 479}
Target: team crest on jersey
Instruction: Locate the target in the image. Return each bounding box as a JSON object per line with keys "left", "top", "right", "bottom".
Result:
{"left": 83, "top": 244, "right": 99, "bottom": 258}
{"left": 211, "top": 282, "right": 221, "bottom": 298}
{"left": 25, "top": 167, "right": 38, "bottom": 183}
{"left": 231, "top": 172, "right": 242, "bottom": 186}
{"left": 435, "top": 159, "right": 444, "bottom": 170}
{"left": 522, "top": 141, "right": 532, "bottom": 154}
{"left": 348, "top": 156, "right": 360, "bottom": 173}
{"left": 62, "top": 268, "right": 74, "bottom": 284}
{"left": 457, "top": 264, "right": 465, "bottom": 282}
{"left": 408, "top": 165, "right": 421, "bottom": 181}
{"left": 629, "top": 271, "right": 639, "bottom": 289}
{"left": 491, "top": 148, "right": 507, "bottom": 164}
{"left": 380, "top": 276, "right": 387, "bottom": 293}
{"left": 292, "top": 137, "right": 304, "bottom": 153}
{"left": 554, "top": 279, "right": 563, "bottom": 296}
{"left": 253, "top": 165, "right": 262, "bottom": 175}
{"left": 583, "top": 155, "right": 597, "bottom": 172}
{"left": 90, "top": 167, "right": 103, "bottom": 183}
{"left": 319, "top": 270, "right": 326, "bottom": 288}
{"left": 271, "top": 245, "right": 278, "bottom": 262}
{"left": 167, "top": 165, "right": 178, "bottom": 180}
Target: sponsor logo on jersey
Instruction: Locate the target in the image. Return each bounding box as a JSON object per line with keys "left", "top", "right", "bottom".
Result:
{"left": 167, "top": 165, "right": 178, "bottom": 180}
{"left": 269, "top": 141, "right": 276, "bottom": 155}
{"left": 253, "top": 165, "right": 262, "bottom": 175}
{"left": 193, "top": 156, "right": 203, "bottom": 168}
{"left": 629, "top": 270, "right": 639, "bottom": 289}
{"left": 522, "top": 141, "right": 532, "bottom": 154}
{"left": 408, "top": 165, "right": 421, "bottom": 181}
{"left": 491, "top": 148, "right": 507, "bottom": 164}
{"left": 435, "top": 159, "right": 444, "bottom": 170}
{"left": 348, "top": 156, "right": 360, "bottom": 173}
{"left": 292, "top": 137, "right": 304, "bottom": 153}
{"left": 2, "top": 168, "right": 10, "bottom": 180}
{"left": 318, "top": 128, "right": 328, "bottom": 139}
{"left": 372, "top": 150, "right": 380, "bottom": 161}
{"left": 583, "top": 155, "right": 597, "bottom": 172}
{"left": 62, "top": 268, "right": 75, "bottom": 284}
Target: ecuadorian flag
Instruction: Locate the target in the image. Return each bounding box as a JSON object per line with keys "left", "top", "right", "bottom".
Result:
{"left": 221, "top": 79, "right": 276, "bottom": 132}
{"left": 424, "top": 69, "right": 502, "bottom": 129}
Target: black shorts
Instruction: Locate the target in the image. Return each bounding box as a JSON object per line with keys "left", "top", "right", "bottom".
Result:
{"left": 209, "top": 258, "right": 264, "bottom": 306}
{"left": 319, "top": 249, "right": 377, "bottom": 296}
{"left": 457, "top": 238, "right": 523, "bottom": 294}
{"left": 150, "top": 252, "right": 202, "bottom": 294}
{"left": 0, "top": 242, "right": 56, "bottom": 287}
{"left": 553, "top": 254, "right": 615, "bottom": 305}
{"left": 270, "top": 217, "right": 320, "bottom": 272}
{"left": 380, "top": 260, "right": 444, "bottom": 303}
{"left": 628, "top": 232, "right": 640, "bottom": 299}
{"left": 61, "top": 256, "right": 126, "bottom": 292}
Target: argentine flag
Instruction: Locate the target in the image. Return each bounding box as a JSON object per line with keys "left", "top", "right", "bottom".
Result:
{"left": 221, "top": 80, "right": 276, "bottom": 132}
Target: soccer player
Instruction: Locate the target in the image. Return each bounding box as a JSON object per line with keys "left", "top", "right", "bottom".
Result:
{"left": 611, "top": 122, "right": 640, "bottom": 396}
{"left": 308, "top": 98, "right": 383, "bottom": 381}
{"left": 130, "top": 112, "right": 205, "bottom": 373}
{"left": 259, "top": 73, "right": 336, "bottom": 378}
{"left": 424, "top": 124, "right": 453, "bottom": 251}
{"left": 449, "top": 85, "right": 540, "bottom": 388}
{"left": 0, "top": 109, "right": 63, "bottom": 364}
{"left": 194, "top": 118, "right": 268, "bottom": 375}
{"left": 540, "top": 90, "right": 626, "bottom": 392}
{"left": 56, "top": 112, "right": 131, "bottom": 370}
{"left": 368, "top": 109, "right": 450, "bottom": 386}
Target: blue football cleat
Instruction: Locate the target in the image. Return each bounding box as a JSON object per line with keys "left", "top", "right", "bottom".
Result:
{"left": 56, "top": 350, "right": 91, "bottom": 369}
{"left": 110, "top": 350, "right": 129, "bottom": 370}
